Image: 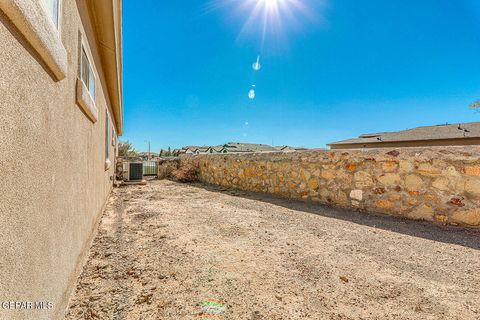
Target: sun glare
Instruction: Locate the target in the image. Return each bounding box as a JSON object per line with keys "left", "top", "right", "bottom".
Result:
{"left": 263, "top": 0, "right": 281, "bottom": 10}
{"left": 233, "top": 0, "right": 319, "bottom": 44}
{"left": 206, "top": 0, "right": 324, "bottom": 47}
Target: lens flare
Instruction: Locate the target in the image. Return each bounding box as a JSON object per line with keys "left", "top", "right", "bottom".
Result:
{"left": 248, "top": 89, "right": 256, "bottom": 99}
{"left": 252, "top": 55, "right": 261, "bottom": 71}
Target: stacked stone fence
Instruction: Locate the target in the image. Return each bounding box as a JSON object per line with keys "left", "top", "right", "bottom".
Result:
{"left": 157, "top": 158, "right": 180, "bottom": 179}
{"left": 157, "top": 147, "right": 480, "bottom": 227}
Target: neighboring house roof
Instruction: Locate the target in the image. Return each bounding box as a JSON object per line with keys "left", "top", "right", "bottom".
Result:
{"left": 275, "top": 146, "right": 308, "bottom": 151}
{"left": 184, "top": 146, "right": 208, "bottom": 151}
{"left": 206, "top": 146, "right": 223, "bottom": 153}
{"left": 329, "top": 122, "right": 480, "bottom": 146}
{"left": 221, "top": 142, "right": 278, "bottom": 153}
{"left": 179, "top": 142, "right": 309, "bottom": 154}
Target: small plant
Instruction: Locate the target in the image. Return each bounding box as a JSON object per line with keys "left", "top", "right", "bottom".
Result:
{"left": 171, "top": 163, "right": 199, "bottom": 183}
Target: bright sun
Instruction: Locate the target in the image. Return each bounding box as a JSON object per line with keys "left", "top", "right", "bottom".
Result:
{"left": 208, "top": 0, "right": 320, "bottom": 46}
{"left": 263, "top": 0, "right": 282, "bottom": 9}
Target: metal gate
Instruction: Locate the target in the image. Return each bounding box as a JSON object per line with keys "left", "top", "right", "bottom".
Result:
{"left": 143, "top": 160, "right": 158, "bottom": 177}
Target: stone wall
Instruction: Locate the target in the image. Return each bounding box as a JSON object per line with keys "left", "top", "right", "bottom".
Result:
{"left": 157, "top": 159, "right": 180, "bottom": 179}
{"left": 173, "top": 147, "right": 480, "bottom": 227}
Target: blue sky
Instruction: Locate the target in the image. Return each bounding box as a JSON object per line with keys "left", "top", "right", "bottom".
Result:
{"left": 122, "top": 0, "right": 480, "bottom": 151}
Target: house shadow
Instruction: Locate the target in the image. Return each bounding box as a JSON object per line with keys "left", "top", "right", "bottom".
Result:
{"left": 190, "top": 183, "right": 480, "bottom": 251}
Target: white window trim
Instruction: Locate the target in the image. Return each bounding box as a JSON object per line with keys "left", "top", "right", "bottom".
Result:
{"left": 80, "top": 45, "right": 96, "bottom": 101}
{"left": 0, "top": 0, "right": 67, "bottom": 80}
{"left": 76, "top": 35, "right": 99, "bottom": 123}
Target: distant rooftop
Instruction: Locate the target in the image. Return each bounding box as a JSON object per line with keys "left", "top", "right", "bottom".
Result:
{"left": 178, "top": 142, "right": 308, "bottom": 154}
{"left": 329, "top": 122, "right": 480, "bottom": 147}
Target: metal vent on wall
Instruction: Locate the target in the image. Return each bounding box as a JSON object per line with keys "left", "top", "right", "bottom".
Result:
{"left": 129, "top": 163, "right": 143, "bottom": 181}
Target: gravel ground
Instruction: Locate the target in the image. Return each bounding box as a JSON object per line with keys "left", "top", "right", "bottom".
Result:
{"left": 65, "top": 180, "right": 480, "bottom": 320}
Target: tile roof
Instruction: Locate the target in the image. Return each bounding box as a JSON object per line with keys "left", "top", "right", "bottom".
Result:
{"left": 223, "top": 142, "right": 278, "bottom": 152}
{"left": 329, "top": 122, "right": 480, "bottom": 146}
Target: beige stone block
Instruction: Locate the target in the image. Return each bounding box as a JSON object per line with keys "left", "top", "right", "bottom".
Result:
{"left": 465, "top": 179, "right": 480, "bottom": 196}
{"left": 432, "top": 178, "right": 450, "bottom": 192}
{"left": 321, "top": 170, "right": 335, "bottom": 180}
{"left": 417, "top": 163, "right": 442, "bottom": 176}
{"left": 336, "top": 172, "right": 353, "bottom": 185}
{"left": 399, "top": 160, "right": 414, "bottom": 173}
{"left": 405, "top": 174, "right": 425, "bottom": 191}
{"left": 378, "top": 173, "right": 401, "bottom": 186}
{"left": 407, "top": 205, "right": 434, "bottom": 221}
{"left": 301, "top": 170, "right": 311, "bottom": 181}
{"left": 354, "top": 171, "right": 373, "bottom": 188}
{"left": 335, "top": 192, "right": 349, "bottom": 205}
{"left": 450, "top": 208, "right": 480, "bottom": 226}
{"left": 319, "top": 188, "right": 331, "bottom": 200}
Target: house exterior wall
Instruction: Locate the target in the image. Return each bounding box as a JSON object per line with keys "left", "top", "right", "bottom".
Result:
{"left": 0, "top": 1, "right": 119, "bottom": 319}
{"left": 329, "top": 138, "right": 480, "bottom": 149}
{"left": 178, "top": 147, "right": 480, "bottom": 227}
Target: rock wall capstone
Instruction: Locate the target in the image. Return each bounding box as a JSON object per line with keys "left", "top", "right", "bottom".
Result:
{"left": 167, "top": 147, "right": 480, "bottom": 227}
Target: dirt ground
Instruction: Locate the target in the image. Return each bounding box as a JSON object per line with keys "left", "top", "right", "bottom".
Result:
{"left": 65, "top": 180, "right": 480, "bottom": 320}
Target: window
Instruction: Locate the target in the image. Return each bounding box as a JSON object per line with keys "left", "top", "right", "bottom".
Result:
{"left": 0, "top": 0, "right": 67, "bottom": 80}
{"left": 75, "top": 36, "right": 98, "bottom": 123}
{"left": 42, "top": 0, "right": 60, "bottom": 29}
{"left": 105, "top": 112, "right": 111, "bottom": 160}
{"left": 80, "top": 47, "right": 96, "bottom": 99}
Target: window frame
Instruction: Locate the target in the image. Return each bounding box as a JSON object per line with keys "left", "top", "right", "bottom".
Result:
{"left": 0, "top": 0, "right": 68, "bottom": 80}
{"left": 80, "top": 45, "right": 96, "bottom": 101}
{"left": 75, "top": 33, "right": 98, "bottom": 123}
{"left": 40, "top": 0, "right": 62, "bottom": 32}
{"left": 105, "top": 111, "right": 111, "bottom": 169}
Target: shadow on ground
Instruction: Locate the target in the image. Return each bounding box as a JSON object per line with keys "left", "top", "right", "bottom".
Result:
{"left": 189, "top": 182, "right": 480, "bottom": 250}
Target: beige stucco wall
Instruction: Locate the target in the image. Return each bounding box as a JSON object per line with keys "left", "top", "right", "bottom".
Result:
{"left": 0, "top": 1, "right": 117, "bottom": 319}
